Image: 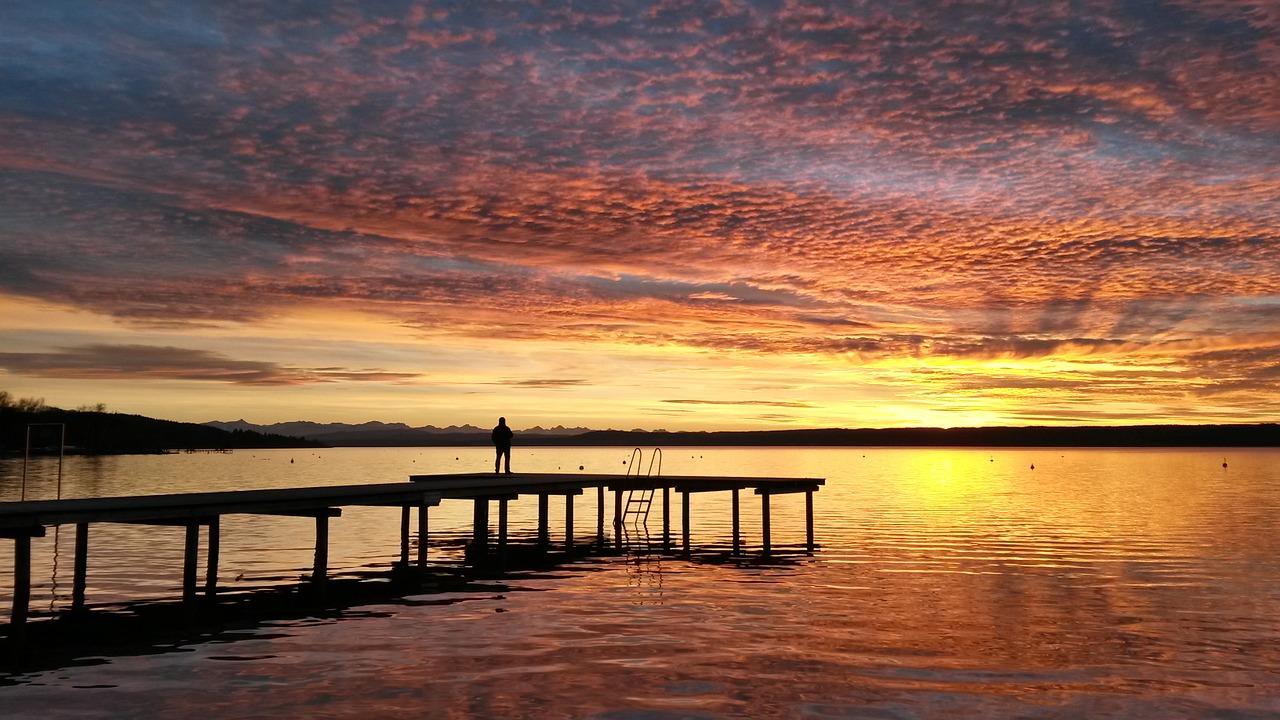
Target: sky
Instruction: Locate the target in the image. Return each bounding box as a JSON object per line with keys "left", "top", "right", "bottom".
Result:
{"left": 1, "top": 0, "right": 1279, "bottom": 431}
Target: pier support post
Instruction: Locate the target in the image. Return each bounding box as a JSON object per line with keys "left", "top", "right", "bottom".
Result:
{"left": 472, "top": 498, "right": 490, "bottom": 551}
{"left": 663, "top": 488, "right": 670, "bottom": 551}
{"left": 498, "top": 497, "right": 509, "bottom": 571}
{"left": 400, "top": 505, "right": 411, "bottom": 566}
{"left": 596, "top": 486, "right": 604, "bottom": 548}
{"left": 10, "top": 534, "right": 33, "bottom": 634}
{"left": 565, "top": 494, "right": 575, "bottom": 553}
{"left": 614, "top": 489, "right": 623, "bottom": 549}
{"left": 761, "top": 494, "right": 772, "bottom": 557}
{"left": 417, "top": 503, "right": 429, "bottom": 568}
{"left": 313, "top": 514, "right": 329, "bottom": 589}
{"left": 73, "top": 522, "right": 89, "bottom": 611}
{"left": 732, "top": 488, "right": 741, "bottom": 556}
{"left": 806, "top": 490, "right": 815, "bottom": 552}
{"left": 206, "top": 516, "right": 220, "bottom": 597}
{"left": 538, "top": 494, "right": 550, "bottom": 549}
{"left": 183, "top": 522, "right": 200, "bottom": 603}
{"left": 681, "top": 490, "right": 691, "bottom": 556}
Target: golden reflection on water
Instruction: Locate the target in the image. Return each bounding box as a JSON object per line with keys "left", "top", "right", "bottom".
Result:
{"left": 3, "top": 447, "right": 1280, "bottom": 717}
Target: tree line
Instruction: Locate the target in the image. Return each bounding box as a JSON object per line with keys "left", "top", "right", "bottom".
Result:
{"left": 0, "top": 392, "right": 323, "bottom": 454}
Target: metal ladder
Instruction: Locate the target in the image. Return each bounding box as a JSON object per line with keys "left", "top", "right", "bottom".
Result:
{"left": 621, "top": 447, "right": 662, "bottom": 526}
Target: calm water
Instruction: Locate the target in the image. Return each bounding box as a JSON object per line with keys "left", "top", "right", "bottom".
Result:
{"left": 3, "top": 446, "right": 1280, "bottom": 718}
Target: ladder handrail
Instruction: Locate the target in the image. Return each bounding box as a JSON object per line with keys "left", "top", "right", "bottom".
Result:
{"left": 646, "top": 447, "right": 662, "bottom": 478}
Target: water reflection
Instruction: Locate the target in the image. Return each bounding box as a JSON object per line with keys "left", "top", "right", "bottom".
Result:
{"left": 2, "top": 447, "right": 1280, "bottom": 717}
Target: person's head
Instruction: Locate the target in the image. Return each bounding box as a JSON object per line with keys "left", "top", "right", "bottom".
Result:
{"left": 498, "top": 416, "right": 506, "bottom": 425}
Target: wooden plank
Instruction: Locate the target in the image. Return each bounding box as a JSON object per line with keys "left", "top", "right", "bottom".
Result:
{"left": 0, "top": 484, "right": 442, "bottom": 528}
{"left": 0, "top": 526, "right": 46, "bottom": 539}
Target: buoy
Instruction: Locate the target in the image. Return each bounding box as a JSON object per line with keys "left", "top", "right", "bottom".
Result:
{"left": 579, "top": 465, "right": 584, "bottom": 470}
{"left": 290, "top": 458, "right": 294, "bottom": 464}
{"left": 1030, "top": 464, "right": 1035, "bottom": 470}
{"left": 1223, "top": 458, "right": 1228, "bottom": 468}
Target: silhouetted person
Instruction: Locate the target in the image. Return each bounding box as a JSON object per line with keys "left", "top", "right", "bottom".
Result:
{"left": 492, "top": 417, "right": 513, "bottom": 474}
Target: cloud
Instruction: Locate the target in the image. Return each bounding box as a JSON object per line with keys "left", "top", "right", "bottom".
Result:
{"left": 496, "top": 379, "right": 590, "bottom": 388}
{"left": 663, "top": 399, "right": 814, "bottom": 408}
{"left": 0, "top": 344, "right": 418, "bottom": 386}
{"left": 0, "top": 1, "right": 1278, "bottom": 425}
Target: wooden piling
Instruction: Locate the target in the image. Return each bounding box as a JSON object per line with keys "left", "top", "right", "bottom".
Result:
{"left": 596, "top": 486, "right": 604, "bottom": 548}
{"left": 473, "top": 498, "right": 489, "bottom": 550}
{"left": 761, "top": 494, "right": 772, "bottom": 557}
{"left": 183, "top": 522, "right": 200, "bottom": 603}
{"left": 538, "top": 493, "right": 550, "bottom": 548}
{"left": 805, "top": 490, "right": 815, "bottom": 552}
{"left": 732, "top": 488, "right": 741, "bottom": 555}
{"left": 614, "top": 488, "right": 624, "bottom": 549}
{"left": 73, "top": 522, "right": 88, "bottom": 611}
{"left": 681, "top": 490, "right": 691, "bottom": 556}
{"left": 313, "top": 514, "right": 329, "bottom": 588}
{"left": 662, "top": 487, "right": 670, "bottom": 550}
{"left": 400, "top": 505, "right": 411, "bottom": 566}
{"left": 206, "top": 516, "right": 220, "bottom": 597}
{"left": 565, "top": 494, "right": 575, "bottom": 552}
{"left": 498, "top": 497, "right": 509, "bottom": 571}
{"left": 417, "top": 503, "right": 429, "bottom": 568}
{"left": 11, "top": 534, "right": 32, "bottom": 630}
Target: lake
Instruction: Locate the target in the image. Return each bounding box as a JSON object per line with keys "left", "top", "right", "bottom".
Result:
{"left": 3, "top": 446, "right": 1280, "bottom": 718}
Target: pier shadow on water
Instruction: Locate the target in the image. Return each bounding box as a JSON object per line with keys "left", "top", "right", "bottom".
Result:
{"left": 1, "top": 528, "right": 810, "bottom": 681}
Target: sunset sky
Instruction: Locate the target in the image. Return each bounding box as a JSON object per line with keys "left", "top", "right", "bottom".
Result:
{"left": 2, "top": 1, "right": 1279, "bottom": 431}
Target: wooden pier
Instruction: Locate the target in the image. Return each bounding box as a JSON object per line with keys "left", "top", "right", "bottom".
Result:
{"left": 407, "top": 472, "right": 824, "bottom": 560}
{"left": 2, "top": 471, "right": 823, "bottom": 641}
{"left": 1, "top": 482, "right": 443, "bottom": 641}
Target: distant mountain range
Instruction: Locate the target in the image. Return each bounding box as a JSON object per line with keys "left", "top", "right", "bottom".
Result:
{"left": 202, "top": 420, "right": 1280, "bottom": 448}
{"left": 204, "top": 419, "right": 595, "bottom": 446}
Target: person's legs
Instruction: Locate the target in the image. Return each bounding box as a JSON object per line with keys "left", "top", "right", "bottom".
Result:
{"left": 501, "top": 447, "right": 512, "bottom": 473}
{"left": 494, "top": 446, "right": 503, "bottom": 473}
